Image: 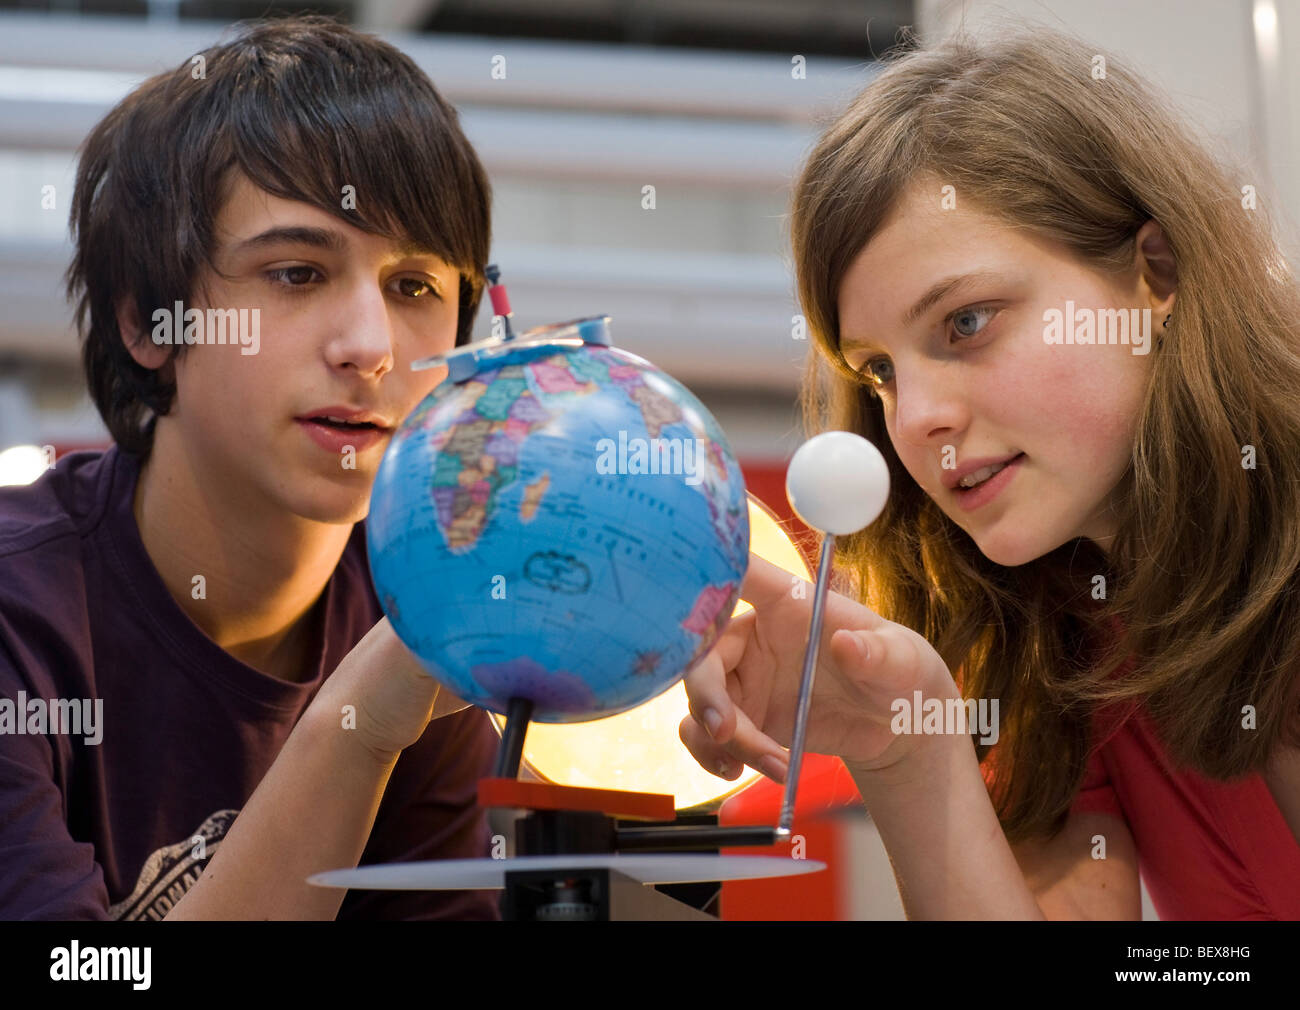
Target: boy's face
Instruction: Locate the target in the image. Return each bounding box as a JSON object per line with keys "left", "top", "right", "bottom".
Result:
{"left": 836, "top": 179, "right": 1169, "bottom": 566}
{"left": 134, "top": 171, "right": 460, "bottom": 525}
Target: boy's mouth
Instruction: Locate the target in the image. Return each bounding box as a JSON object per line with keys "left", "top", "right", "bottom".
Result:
{"left": 295, "top": 406, "right": 394, "bottom": 455}
{"left": 309, "top": 415, "right": 383, "bottom": 430}
{"left": 295, "top": 406, "right": 394, "bottom": 431}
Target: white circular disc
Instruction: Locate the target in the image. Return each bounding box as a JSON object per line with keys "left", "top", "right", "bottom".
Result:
{"left": 308, "top": 854, "right": 826, "bottom": 890}
{"left": 786, "top": 431, "right": 889, "bottom": 535}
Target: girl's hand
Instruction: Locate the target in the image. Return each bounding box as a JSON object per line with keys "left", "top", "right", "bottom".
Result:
{"left": 679, "top": 552, "right": 962, "bottom": 783}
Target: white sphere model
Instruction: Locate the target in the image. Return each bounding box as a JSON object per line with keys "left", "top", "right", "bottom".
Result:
{"left": 785, "top": 431, "right": 890, "bottom": 535}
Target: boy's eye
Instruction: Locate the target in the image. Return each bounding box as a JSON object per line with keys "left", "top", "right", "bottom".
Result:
{"left": 394, "top": 277, "right": 440, "bottom": 299}
{"left": 266, "top": 267, "right": 442, "bottom": 300}
{"left": 267, "top": 265, "right": 320, "bottom": 287}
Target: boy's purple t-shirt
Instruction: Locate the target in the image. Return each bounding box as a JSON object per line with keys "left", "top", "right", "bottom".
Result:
{"left": 0, "top": 446, "right": 502, "bottom": 920}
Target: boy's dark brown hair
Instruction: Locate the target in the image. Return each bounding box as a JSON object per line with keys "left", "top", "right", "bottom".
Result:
{"left": 65, "top": 14, "right": 492, "bottom": 457}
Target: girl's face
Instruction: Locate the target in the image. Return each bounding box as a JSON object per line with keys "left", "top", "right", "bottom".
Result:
{"left": 835, "top": 181, "right": 1174, "bottom": 566}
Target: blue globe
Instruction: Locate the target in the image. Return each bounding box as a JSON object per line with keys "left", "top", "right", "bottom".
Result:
{"left": 366, "top": 319, "right": 750, "bottom": 723}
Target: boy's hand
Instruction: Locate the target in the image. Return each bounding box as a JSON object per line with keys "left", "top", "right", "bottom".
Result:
{"left": 314, "top": 617, "right": 471, "bottom": 764}
{"left": 679, "top": 552, "right": 962, "bottom": 782}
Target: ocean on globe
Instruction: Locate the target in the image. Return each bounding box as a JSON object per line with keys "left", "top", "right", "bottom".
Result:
{"left": 366, "top": 319, "right": 750, "bottom": 723}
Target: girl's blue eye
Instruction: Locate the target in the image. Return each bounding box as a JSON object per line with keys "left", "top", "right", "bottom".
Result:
{"left": 952, "top": 305, "right": 995, "bottom": 337}
{"left": 857, "top": 304, "right": 998, "bottom": 390}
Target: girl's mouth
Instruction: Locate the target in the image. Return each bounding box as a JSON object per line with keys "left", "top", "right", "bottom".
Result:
{"left": 952, "top": 453, "right": 1025, "bottom": 510}
{"left": 957, "top": 454, "right": 1021, "bottom": 489}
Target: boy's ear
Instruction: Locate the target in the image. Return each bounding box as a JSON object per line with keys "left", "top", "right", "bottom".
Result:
{"left": 115, "top": 296, "right": 172, "bottom": 370}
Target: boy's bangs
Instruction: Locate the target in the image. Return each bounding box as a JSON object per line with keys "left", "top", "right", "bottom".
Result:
{"left": 212, "top": 69, "right": 482, "bottom": 273}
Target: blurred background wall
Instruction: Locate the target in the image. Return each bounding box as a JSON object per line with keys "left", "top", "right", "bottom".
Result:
{"left": 0, "top": 0, "right": 1296, "bottom": 475}
{"left": 0, "top": 0, "right": 909, "bottom": 475}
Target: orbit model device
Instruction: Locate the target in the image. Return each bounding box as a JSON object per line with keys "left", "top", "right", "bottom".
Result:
{"left": 309, "top": 266, "right": 890, "bottom": 920}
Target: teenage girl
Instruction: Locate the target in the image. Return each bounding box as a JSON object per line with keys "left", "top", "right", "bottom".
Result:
{"left": 681, "top": 25, "right": 1300, "bottom": 919}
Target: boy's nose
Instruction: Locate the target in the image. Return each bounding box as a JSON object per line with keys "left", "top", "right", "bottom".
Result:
{"left": 324, "top": 284, "right": 397, "bottom": 377}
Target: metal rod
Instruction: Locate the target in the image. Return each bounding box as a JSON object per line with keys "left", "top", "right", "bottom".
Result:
{"left": 777, "top": 535, "right": 836, "bottom": 836}
{"left": 614, "top": 825, "right": 778, "bottom": 851}
{"left": 493, "top": 696, "right": 534, "bottom": 779}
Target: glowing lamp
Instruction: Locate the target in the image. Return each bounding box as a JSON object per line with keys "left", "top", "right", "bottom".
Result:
{"left": 490, "top": 493, "right": 809, "bottom": 810}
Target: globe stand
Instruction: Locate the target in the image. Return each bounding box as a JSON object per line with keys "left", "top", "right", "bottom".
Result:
{"left": 484, "top": 695, "right": 782, "bottom": 920}
{"left": 492, "top": 696, "right": 534, "bottom": 779}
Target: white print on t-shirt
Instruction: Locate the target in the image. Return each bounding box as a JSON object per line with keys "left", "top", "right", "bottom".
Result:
{"left": 108, "top": 809, "right": 238, "bottom": 921}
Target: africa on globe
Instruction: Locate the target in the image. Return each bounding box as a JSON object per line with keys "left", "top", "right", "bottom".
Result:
{"left": 366, "top": 317, "right": 750, "bottom": 723}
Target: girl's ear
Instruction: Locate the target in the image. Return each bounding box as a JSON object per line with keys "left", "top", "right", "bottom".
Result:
{"left": 115, "top": 296, "right": 172, "bottom": 370}
{"left": 1135, "top": 219, "right": 1178, "bottom": 312}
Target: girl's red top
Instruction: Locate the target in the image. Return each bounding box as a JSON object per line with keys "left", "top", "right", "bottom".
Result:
{"left": 1067, "top": 685, "right": 1300, "bottom": 919}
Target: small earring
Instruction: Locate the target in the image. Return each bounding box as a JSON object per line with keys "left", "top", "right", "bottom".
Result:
{"left": 1163, "top": 313, "right": 1171, "bottom": 330}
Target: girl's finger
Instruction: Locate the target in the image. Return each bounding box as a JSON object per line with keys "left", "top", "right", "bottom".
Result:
{"left": 679, "top": 713, "right": 789, "bottom": 784}
{"left": 705, "top": 699, "right": 788, "bottom": 777}
{"left": 830, "top": 625, "right": 926, "bottom": 702}
{"left": 678, "top": 715, "right": 745, "bottom": 780}
{"left": 737, "top": 552, "right": 804, "bottom": 610}
{"left": 682, "top": 611, "right": 754, "bottom": 743}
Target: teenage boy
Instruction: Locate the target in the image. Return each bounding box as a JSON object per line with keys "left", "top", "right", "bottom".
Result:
{"left": 0, "top": 15, "right": 501, "bottom": 920}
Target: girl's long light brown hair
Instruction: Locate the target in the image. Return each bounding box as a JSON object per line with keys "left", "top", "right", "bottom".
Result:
{"left": 793, "top": 25, "right": 1300, "bottom": 842}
